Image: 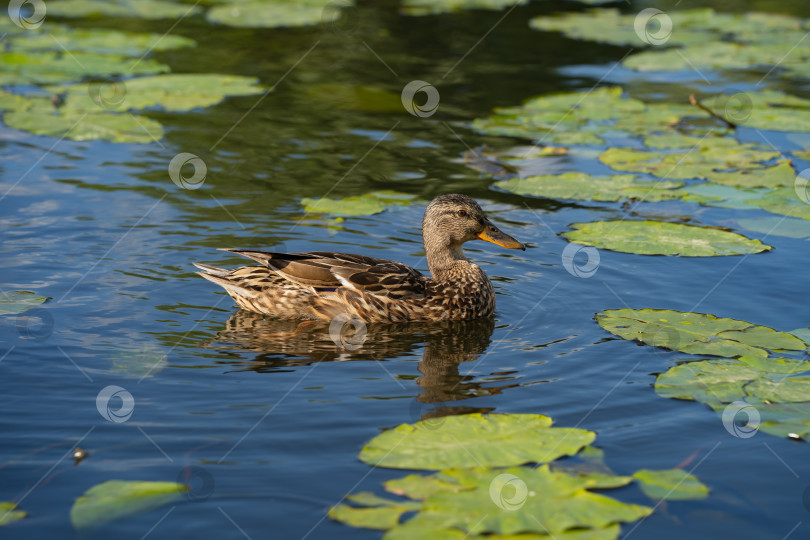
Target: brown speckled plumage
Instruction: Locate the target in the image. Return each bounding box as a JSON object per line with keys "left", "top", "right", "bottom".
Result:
{"left": 194, "top": 194, "right": 524, "bottom": 322}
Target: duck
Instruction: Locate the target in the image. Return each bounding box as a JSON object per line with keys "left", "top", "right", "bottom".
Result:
{"left": 194, "top": 194, "right": 524, "bottom": 322}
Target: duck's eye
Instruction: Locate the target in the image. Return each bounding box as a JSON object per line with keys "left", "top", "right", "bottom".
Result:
{"left": 457, "top": 210, "right": 467, "bottom": 218}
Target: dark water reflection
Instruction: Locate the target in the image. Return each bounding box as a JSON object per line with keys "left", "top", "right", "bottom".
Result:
{"left": 206, "top": 311, "right": 509, "bottom": 409}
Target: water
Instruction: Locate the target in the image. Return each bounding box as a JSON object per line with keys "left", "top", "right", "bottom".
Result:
{"left": 2, "top": 2, "right": 810, "bottom": 539}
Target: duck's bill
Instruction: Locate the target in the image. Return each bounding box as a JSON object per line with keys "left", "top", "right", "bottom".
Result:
{"left": 477, "top": 223, "right": 525, "bottom": 251}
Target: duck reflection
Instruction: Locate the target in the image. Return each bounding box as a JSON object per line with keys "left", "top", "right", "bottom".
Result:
{"left": 208, "top": 310, "right": 516, "bottom": 409}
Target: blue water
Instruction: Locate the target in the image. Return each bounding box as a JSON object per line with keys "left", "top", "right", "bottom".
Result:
{"left": 2, "top": 2, "right": 810, "bottom": 539}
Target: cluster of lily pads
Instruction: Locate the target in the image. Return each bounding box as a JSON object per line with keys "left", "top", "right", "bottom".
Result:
{"left": 597, "top": 309, "right": 810, "bottom": 440}
{"left": 0, "top": 5, "right": 270, "bottom": 143}
{"left": 531, "top": 8, "right": 810, "bottom": 79}
{"left": 329, "top": 413, "right": 707, "bottom": 539}
{"left": 472, "top": 83, "right": 810, "bottom": 252}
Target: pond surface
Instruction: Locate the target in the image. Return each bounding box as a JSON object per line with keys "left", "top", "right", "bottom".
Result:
{"left": 2, "top": 1, "right": 810, "bottom": 539}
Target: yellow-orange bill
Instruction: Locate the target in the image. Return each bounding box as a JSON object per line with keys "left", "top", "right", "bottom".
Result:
{"left": 477, "top": 223, "right": 525, "bottom": 251}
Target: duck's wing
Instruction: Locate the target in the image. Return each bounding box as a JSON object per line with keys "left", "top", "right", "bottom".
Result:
{"left": 220, "top": 249, "right": 426, "bottom": 299}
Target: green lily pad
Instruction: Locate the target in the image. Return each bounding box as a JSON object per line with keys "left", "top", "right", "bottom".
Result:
{"left": 655, "top": 357, "right": 810, "bottom": 440}
{"left": 384, "top": 474, "right": 471, "bottom": 500}
{"left": 359, "top": 413, "right": 595, "bottom": 470}
{"left": 752, "top": 187, "right": 810, "bottom": 221}
{"left": 379, "top": 466, "right": 649, "bottom": 537}
{"left": 495, "top": 173, "right": 684, "bottom": 202}
{"left": 632, "top": 469, "right": 709, "bottom": 501}
{"left": 70, "top": 480, "right": 187, "bottom": 530}
{"left": 52, "top": 74, "right": 265, "bottom": 113}
{"left": 600, "top": 143, "right": 792, "bottom": 188}
{"left": 737, "top": 216, "right": 810, "bottom": 239}
{"left": 472, "top": 86, "right": 646, "bottom": 146}
{"left": 597, "top": 309, "right": 807, "bottom": 359}
{"left": 0, "top": 291, "right": 51, "bottom": 316}
{"left": 328, "top": 493, "right": 421, "bottom": 530}
{"left": 0, "top": 502, "right": 27, "bottom": 526}
{"left": 302, "top": 191, "right": 416, "bottom": 217}
{"left": 563, "top": 221, "right": 771, "bottom": 257}
{"left": 207, "top": 0, "right": 350, "bottom": 28}
{"left": 0, "top": 51, "right": 168, "bottom": 86}
{"left": 8, "top": 26, "right": 195, "bottom": 56}
{"left": 790, "top": 328, "right": 810, "bottom": 348}
{"left": 680, "top": 184, "right": 768, "bottom": 210}
{"left": 4, "top": 106, "right": 163, "bottom": 144}
{"left": 400, "top": 0, "right": 527, "bottom": 16}
{"left": 46, "top": 0, "right": 201, "bottom": 19}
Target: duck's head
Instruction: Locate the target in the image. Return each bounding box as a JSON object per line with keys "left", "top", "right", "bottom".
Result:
{"left": 422, "top": 194, "right": 524, "bottom": 273}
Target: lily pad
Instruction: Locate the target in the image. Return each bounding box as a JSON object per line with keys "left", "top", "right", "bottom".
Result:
{"left": 0, "top": 291, "right": 51, "bottom": 316}
{"left": 384, "top": 474, "right": 471, "bottom": 500}
{"left": 70, "top": 480, "right": 187, "bottom": 530}
{"left": 562, "top": 221, "right": 771, "bottom": 257}
{"left": 207, "top": 0, "right": 350, "bottom": 28}
{"left": 0, "top": 502, "right": 27, "bottom": 526}
{"left": 680, "top": 184, "right": 768, "bottom": 210}
{"left": 632, "top": 469, "right": 709, "bottom": 501}
{"left": 359, "top": 413, "right": 595, "bottom": 470}
{"left": 472, "top": 86, "right": 646, "bottom": 146}
{"left": 0, "top": 51, "right": 168, "bottom": 86}
{"left": 4, "top": 106, "right": 163, "bottom": 144}
{"left": 52, "top": 74, "right": 265, "bottom": 113}
{"left": 8, "top": 26, "right": 195, "bottom": 56}
{"left": 737, "top": 217, "right": 810, "bottom": 239}
{"left": 655, "top": 357, "right": 810, "bottom": 440}
{"left": 400, "top": 0, "right": 527, "bottom": 16}
{"left": 600, "top": 144, "right": 793, "bottom": 188}
{"left": 46, "top": 0, "right": 201, "bottom": 19}
{"left": 750, "top": 187, "right": 810, "bottom": 221}
{"left": 328, "top": 493, "right": 421, "bottom": 530}
{"left": 302, "top": 191, "right": 416, "bottom": 217}
{"left": 495, "top": 173, "right": 684, "bottom": 202}
{"left": 334, "top": 466, "right": 650, "bottom": 538}
{"left": 596, "top": 309, "right": 806, "bottom": 359}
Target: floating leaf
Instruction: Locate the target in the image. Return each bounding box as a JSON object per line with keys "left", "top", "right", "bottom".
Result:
{"left": 737, "top": 217, "right": 810, "bottom": 239}
{"left": 8, "top": 26, "right": 195, "bottom": 56}
{"left": 750, "top": 187, "right": 810, "bottom": 221}
{"left": 384, "top": 474, "right": 471, "bottom": 500}
{"left": 632, "top": 469, "right": 709, "bottom": 501}
{"left": 0, "top": 51, "right": 168, "bottom": 86}
{"left": 391, "top": 466, "right": 649, "bottom": 536}
{"left": 472, "top": 86, "right": 646, "bottom": 146}
{"left": 359, "top": 413, "right": 594, "bottom": 470}
{"left": 655, "top": 357, "right": 810, "bottom": 440}
{"left": 562, "top": 221, "right": 771, "bottom": 257}
{"left": 70, "top": 480, "right": 187, "bottom": 530}
{"left": 597, "top": 309, "right": 807, "bottom": 359}
{"left": 329, "top": 493, "right": 421, "bottom": 530}
{"left": 0, "top": 502, "right": 27, "bottom": 526}
{"left": 0, "top": 291, "right": 51, "bottom": 316}
{"left": 495, "top": 173, "right": 684, "bottom": 202}
{"left": 301, "top": 191, "right": 416, "bottom": 217}
{"left": 4, "top": 106, "right": 163, "bottom": 144}
{"left": 46, "top": 0, "right": 201, "bottom": 19}
{"left": 600, "top": 143, "right": 792, "bottom": 188}
{"left": 52, "top": 74, "right": 265, "bottom": 113}
{"left": 400, "top": 0, "right": 527, "bottom": 16}
{"left": 680, "top": 184, "right": 767, "bottom": 209}
{"left": 207, "top": 0, "right": 350, "bottom": 28}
